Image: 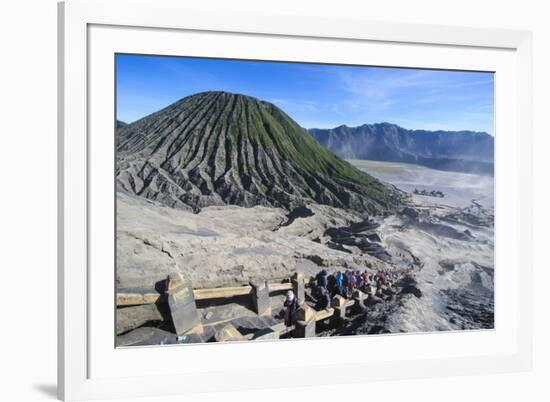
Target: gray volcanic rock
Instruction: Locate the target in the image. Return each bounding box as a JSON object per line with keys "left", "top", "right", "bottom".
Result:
{"left": 116, "top": 91, "right": 402, "bottom": 214}
{"left": 115, "top": 191, "right": 390, "bottom": 292}
{"left": 309, "top": 123, "right": 494, "bottom": 175}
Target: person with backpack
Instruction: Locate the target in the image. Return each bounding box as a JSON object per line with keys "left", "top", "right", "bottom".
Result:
{"left": 316, "top": 286, "right": 331, "bottom": 311}
{"left": 376, "top": 270, "right": 386, "bottom": 291}
{"left": 355, "top": 270, "right": 364, "bottom": 288}
{"left": 349, "top": 274, "right": 357, "bottom": 289}
{"left": 336, "top": 271, "right": 344, "bottom": 293}
{"left": 327, "top": 273, "right": 337, "bottom": 297}
{"left": 361, "top": 270, "right": 369, "bottom": 285}
{"left": 316, "top": 269, "right": 328, "bottom": 289}
{"left": 342, "top": 270, "right": 353, "bottom": 298}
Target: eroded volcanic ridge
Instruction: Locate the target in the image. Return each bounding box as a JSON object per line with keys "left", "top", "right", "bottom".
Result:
{"left": 116, "top": 91, "right": 403, "bottom": 213}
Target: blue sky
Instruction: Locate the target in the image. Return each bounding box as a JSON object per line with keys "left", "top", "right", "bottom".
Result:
{"left": 116, "top": 54, "right": 494, "bottom": 134}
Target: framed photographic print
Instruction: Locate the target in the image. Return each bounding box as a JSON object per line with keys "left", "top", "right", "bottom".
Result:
{"left": 58, "top": 0, "right": 533, "bottom": 400}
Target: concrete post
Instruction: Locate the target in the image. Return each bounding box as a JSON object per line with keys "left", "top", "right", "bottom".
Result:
{"left": 353, "top": 289, "right": 368, "bottom": 311}
{"left": 250, "top": 278, "right": 271, "bottom": 316}
{"left": 331, "top": 295, "right": 347, "bottom": 325}
{"left": 295, "top": 319, "right": 316, "bottom": 338}
{"left": 292, "top": 272, "right": 305, "bottom": 303}
{"left": 166, "top": 273, "right": 202, "bottom": 336}
{"left": 294, "top": 304, "right": 316, "bottom": 338}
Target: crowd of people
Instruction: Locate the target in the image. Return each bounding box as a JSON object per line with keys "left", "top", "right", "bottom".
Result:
{"left": 313, "top": 268, "right": 399, "bottom": 310}
{"left": 282, "top": 268, "right": 400, "bottom": 328}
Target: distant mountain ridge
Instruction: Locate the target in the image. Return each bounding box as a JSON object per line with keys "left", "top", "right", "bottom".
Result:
{"left": 309, "top": 123, "right": 494, "bottom": 175}
{"left": 116, "top": 91, "right": 403, "bottom": 213}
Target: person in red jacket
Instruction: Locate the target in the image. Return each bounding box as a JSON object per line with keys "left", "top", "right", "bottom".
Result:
{"left": 361, "top": 270, "right": 369, "bottom": 284}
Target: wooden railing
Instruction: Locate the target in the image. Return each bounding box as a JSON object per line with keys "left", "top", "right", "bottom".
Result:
{"left": 117, "top": 271, "right": 372, "bottom": 341}
{"left": 117, "top": 281, "right": 293, "bottom": 307}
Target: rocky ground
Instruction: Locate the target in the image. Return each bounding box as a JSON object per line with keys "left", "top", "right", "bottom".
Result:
{"left": 116, "top": 191, "right": 392, "bottom": 293}
{"left": 116, "top": 171, "right": 494, "bottom": 344}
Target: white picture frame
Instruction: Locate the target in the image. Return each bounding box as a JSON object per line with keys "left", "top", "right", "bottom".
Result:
{"left": 58, "top": 0, "right": 533, "bottom": 400}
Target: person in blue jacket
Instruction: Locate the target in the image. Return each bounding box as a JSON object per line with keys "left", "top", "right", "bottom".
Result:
{"left": 336, "top": 271, "right": 344, "bottom": 292}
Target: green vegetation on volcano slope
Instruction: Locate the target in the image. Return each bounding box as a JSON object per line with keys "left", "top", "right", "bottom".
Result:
{"left": 117, "top": 91, "right": 404, "bottom": 213}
